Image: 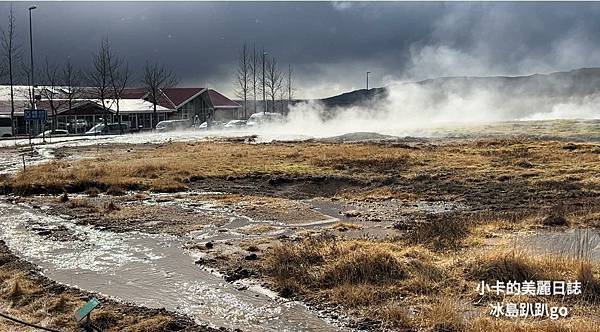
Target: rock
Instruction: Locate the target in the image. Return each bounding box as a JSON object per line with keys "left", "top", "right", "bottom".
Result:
{"left": 542, "top": 214, "right": 568, "bottom": 226}
{"left": 244, "top": 253, "right": 258, "bottom": 261}
{"left": 37, "top": 230, "right": 51, "bottom": 236}
{"left": 516, "top": 160, "right": 534, "bottom": 168}
{"left": 205, "top": 241, "right": 214, "bottom": 249}
{"left": 194, "top": 257, "right": 217, "bottom": 265}
{"left": 342, "top": 210, "right": 361, "bottom": 217}
{"left": 225, "top": 267, "right": 255, "bottom": 282}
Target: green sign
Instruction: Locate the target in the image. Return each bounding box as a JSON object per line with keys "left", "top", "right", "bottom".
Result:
{"left": 74, "top": 297, "right": 100, "bottom": 322}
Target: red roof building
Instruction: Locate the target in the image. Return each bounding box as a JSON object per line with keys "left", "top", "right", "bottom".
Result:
{"left": 1, "top": 85, "right": 242, "bottom": 134}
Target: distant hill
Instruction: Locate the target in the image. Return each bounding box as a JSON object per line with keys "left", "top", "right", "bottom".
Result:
{"left": 318, "top": 68, "right": 600, "bottom": 111}
{"left": 320, "top": 87, "right": 387, "bottom": 108}
{"left": 413, "top": 67, "right": 600, "bottom": 98}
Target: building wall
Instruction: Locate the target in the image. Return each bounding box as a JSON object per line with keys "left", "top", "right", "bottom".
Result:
{"left": 168, "top": 91, "right": 241, "bottom": 124}
{"left": 213, "top": 108, "right": 242, "bottom": 121}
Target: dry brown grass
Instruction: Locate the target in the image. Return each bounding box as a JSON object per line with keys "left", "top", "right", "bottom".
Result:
{"left": 423, "top": 298, "right": 466, "bottom": 332}
{"left": 468, "top": 248, "right": 600, "bottom": 305}
{"left": 467, "top": 317, "right": 599, "bottom": 332}
{"left": 238, "top": 224, "right": 276, "bottom": 234}
{"left": 468, "top": 250, "right": 579, "bottom": 282}
{"left": 262, "top": 238, "right": 453, "bottom": 324}
{"left": 262, "top": 236, "right": 600, "bottom": 329}
{"left": 408, "top": 214, "right": 472, "bottom": 250}
{"left": 330, "top": 222, "right": 363, "bottom": 232}
{"left": 2, "top": 139, "right": 598, "bottom": 197}
{"left": 577, "top": 261, "right": 600, "bottom": 302}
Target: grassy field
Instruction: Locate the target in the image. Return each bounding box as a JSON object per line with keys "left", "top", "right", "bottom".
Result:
{"left": 257, "top": 219, "right": 600, "bottom": 331}
{"left": 2, "top": 139, "right": 599, "bottom": 199}
{"left": 1, "top": 137, "right": 599, "bottom": 331}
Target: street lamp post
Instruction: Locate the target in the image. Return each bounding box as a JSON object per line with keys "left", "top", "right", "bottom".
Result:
{"left": 28, "top": 5, "right": 37, "bottom": 109}
{"left": 262, "top": 51, "right": 267, "bottom": 114}
{"left": 366, "top": 71, "right": 370, "bottom": 91}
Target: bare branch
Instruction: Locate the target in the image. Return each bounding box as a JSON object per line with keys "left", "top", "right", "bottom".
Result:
{"left": 88, "top": 36, "right": 113, "bottom": 125}
{"left": 234, "top": 43, "right": 250, "bottom": 118}
{"left": 264, "top": 56, "right": 283, "bottom": 113}
{"left": 1, "top": 4, "right": 22, "bottom": 135}
{"left": 143, "top": 61, "right": 178, "bottom": 128}
{"left": 40, "top": 57, "right": 65, "bottom": 130}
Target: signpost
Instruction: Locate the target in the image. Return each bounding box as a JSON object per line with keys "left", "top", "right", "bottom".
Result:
{"left": 24, "top": 109, "right": 47, "bottom": 122}
{"left": 24, "top": 108, "right": 47, "bottom": 145}
{"left": 74, "top": 297, "right": 101, "bottom": 331}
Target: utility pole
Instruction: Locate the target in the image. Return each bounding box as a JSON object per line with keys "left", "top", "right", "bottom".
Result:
{"left": 366, "top": 71, "right": 370, "bottom": 91}
{"left": 288, "top": 64, "right": 291, "bottom": 103}
{"left": 28, "top": 5, "right": 37, "bottom": 109}
{"left": 262, "top": 51, "right": 267, "bottom": 114}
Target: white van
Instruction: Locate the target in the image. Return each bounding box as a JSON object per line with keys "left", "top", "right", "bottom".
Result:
{"left": 0, "top": 116, "right": 12, "bottom": 137}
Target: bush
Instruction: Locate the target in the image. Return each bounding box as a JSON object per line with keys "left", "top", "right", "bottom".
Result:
{"left": 320, "top": 247, "right": 406, "bottom": 286}
{"left": 409, "top": 214, "right": 471, "bottom": 250}
{"left": 467, "top": 250, "right": 543, "bottom": 282}
{"left": 541, "top": 203, "right": 569, "bottom": 226}
{"left": 85, "top": 187, "right": 100, "bottom": 197}
{"left": 106, "top": 185, "right": 126, "bottom": 196}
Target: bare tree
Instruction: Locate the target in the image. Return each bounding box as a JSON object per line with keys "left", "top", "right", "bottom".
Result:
{"left": 88, "top": 36, "right": 114, "bottom": 126}
{"left": 62, "top": 58, "right": 83, "bottom": 105}
{"left": 249, "top": 43, "right": 258, "bottom": 114}
{"left": 0, "top": 4, "right": 21, "bottom": 135}
{"left": 278, "top": 81, "right": 286, "bottom": 113}
{"left": 108, "top": 52, "right": 130, "bottom": 133}
{"left": 0, "top": 54, "right": 5, "bottom": 79}
{"left": 62, "top": 58, "right": 84, "bottom": 133}
{"left": 264, "top": 56, "right": 283, "bottom": 113}
{"left": 234, "top": 43, "right": 250, "bottom": 118}
{"left": 287, "top": 64, "right": 295, "bottom": 102}
{"left": 19, "top": 60, "right": 35, "bottom": 106}
{"left": 40, "top": 57, "right": 65, "bottom": 130}
{"left": 143, "top": 61, "right": 178, "bottom": 129}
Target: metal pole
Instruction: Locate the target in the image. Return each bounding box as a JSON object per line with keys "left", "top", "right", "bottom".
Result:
{"left": 366, "top": 71, "right": 370, "bottom": 90}
{"left": 28, "top": 6, "right": 37, "bottom": 110}
{"left": 262, "top": 51, "right": 267, "bottom": 114}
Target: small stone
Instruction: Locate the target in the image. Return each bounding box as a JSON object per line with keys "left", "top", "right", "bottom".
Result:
{"left": 244, "top": 253, "right": 258, "bottom": 261}
{"left": 205, "top": 241, "right": 214, "bottom": 249}
{"left": 342, "top": 210, "right": 361, "bottom": 217}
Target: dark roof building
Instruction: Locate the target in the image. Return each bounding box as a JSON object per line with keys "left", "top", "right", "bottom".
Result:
{"left": 0, "top": 85, "right": 241, "bottom": 134}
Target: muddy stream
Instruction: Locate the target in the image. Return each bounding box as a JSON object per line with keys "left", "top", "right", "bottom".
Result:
{"left": 0, "top": 202, "right": 344, "bottom": 331}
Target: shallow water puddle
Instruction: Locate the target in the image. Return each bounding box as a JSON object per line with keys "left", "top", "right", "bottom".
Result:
{"left": 518, "top": 228, "right": 600, "bottom": 262}
{"left": 0, "top": 202, "right": 343, "bottom": 331}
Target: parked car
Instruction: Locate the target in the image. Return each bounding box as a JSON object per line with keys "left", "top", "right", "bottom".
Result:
{"left": 155, "top": 119, "right": 191, "bottom": 132}
{"left": 85, "top": 123, "right": 129, "bottom": 135}
{"left": 0, "top": 116, "right": 12, "bottom": 137}
{"left": 224, "top": 120, "right": 247, "bottom": 129}
{"left": 37, "top": 129, "right": 69, "bottom": 138}
{"left": 246, "top": 112, "right": 285, "bottom": 127}
{"left": 67, "top": 119, "right": 88, "bottom": 133}
{"left": 197, "top": 121, "right": 225, "bottom": 130}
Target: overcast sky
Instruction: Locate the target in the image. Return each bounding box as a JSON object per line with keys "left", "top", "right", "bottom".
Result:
{"left": 2, "top": 1, "right": 600, "bottom": 98}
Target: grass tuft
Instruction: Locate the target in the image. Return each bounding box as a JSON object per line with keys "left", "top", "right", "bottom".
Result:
{"left": 409, "top": 214, "right": 471, "bottom": 250}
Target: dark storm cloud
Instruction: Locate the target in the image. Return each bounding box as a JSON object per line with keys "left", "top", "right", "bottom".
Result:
{"left": 2, "top": 1, "right": 600, "bottom": 98}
